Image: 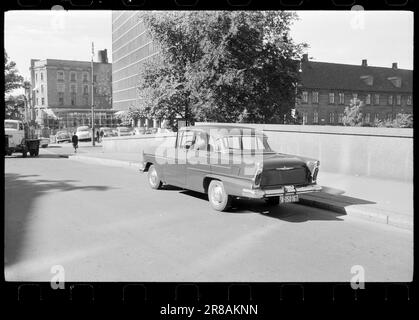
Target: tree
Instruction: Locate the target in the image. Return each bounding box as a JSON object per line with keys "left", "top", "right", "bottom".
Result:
{"left": 374, "top": 113, "right": 413, "bottom": 128}
{"left": 4, "top": 50, "right": 23, "bottom": 94}
{"left": 342, "top": 98, "right": 364, "bottom": 126}
{"left": 137, "top": 11, "right": 306, "bottom": 124}
{"left": 5, "top": 95, "right": 25, "bottom": 119}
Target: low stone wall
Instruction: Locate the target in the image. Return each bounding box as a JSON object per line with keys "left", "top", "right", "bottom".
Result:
{"left": 197, "top": 123, "right": 413, "bottom": 182}
{"left": 102, "top": 133, "right": 176, "bottom": 155}
{"left": 101, "top": 124, "right": 413, "bottom": 182}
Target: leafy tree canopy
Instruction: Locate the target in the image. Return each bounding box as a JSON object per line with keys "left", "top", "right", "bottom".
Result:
{"left": 342, "top": 98, "right": 364, "bottom": 126}
{"left": 4, "top": 50, "right": 24, "bottom": 94}
{"left": 137, "top": 11, "right": 306, "bottom": 124}
{"left": 5, "top": 94, "right": 25, "bottom": 120}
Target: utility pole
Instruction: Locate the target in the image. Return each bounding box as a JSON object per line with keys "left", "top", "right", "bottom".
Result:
{"left": 91, "top": 42, "right": 95, "bottom": 146}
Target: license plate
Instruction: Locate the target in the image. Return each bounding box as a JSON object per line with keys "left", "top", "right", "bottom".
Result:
{"left": 279, "top": 194, "right": 299, "bottom": 204}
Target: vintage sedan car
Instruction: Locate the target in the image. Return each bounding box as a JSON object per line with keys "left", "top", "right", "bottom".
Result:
{"left": 140, "top": 125, "right": 321, "bottom": 211}
{"left": 116, "top": 126, "right": 134, "bottom": 136}
{"left": 76, "top": 126, "right": 92, "bottom": 141}
{"left": 99, "top": 127, "right": 116, "bottom": 138}
{"left": 56, "top": 131, "right": 71, "bottom": 143}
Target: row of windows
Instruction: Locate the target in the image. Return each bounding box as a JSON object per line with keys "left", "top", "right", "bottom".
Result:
{"left": 302, "top": 111, "right": 394, "bottom": 124}
{"left": 112, "top": 42, "right": 157, "bottom": 73}
{"left": 113, "top": 19, "right": 147, "bottom": 53}
{"left": 35, "top": 72, "right": 44, "bottom": 82}
{"left": 112, "top": 11, "right": 141, "bottom": 42}
{"left": 301, "top": 91, "right": 412, "bottom": 106}
{"left": 57, "top": 83, "right": 90, "bottom": 94}
{"left": 112, "top": 52, "right": 160, "bottom": 82}
{"left": 57, "top": 71, "right": 92, "bottom": 82}
{"left": 57, "top": 92, "right": 89, "bottom": 106}
{"left": 113, "top": 32, "right": 152, "bottom": 63}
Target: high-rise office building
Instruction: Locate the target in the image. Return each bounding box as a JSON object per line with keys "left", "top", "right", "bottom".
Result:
{"left": 112, "top": 11, "right": 159, "bottom": 116}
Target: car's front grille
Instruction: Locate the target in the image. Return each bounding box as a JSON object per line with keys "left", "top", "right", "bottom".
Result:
{"left": 260, "top": 167, "right": 309, "bottom": 187}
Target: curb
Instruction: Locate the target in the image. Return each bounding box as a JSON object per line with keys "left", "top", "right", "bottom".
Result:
{"left": 299, "top": 193, "right": 412, "bottom": 231}
{"left": 69, "top": 154, "right": 140, "bottom": 170}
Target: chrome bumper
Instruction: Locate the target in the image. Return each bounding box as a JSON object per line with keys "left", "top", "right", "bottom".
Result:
{"left": 242, "top": 185, "right": 322, "bottom": 199}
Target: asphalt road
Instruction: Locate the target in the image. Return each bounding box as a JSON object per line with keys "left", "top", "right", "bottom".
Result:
{"left": 4, "top": 148, "right": 413, "bottom": 282}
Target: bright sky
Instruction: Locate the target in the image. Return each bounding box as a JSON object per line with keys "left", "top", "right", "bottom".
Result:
{"left": 4, "top": 10, "right": 413, "bottom": 94}
{"left": 290, "top": 10, "right": 413, "bottom": 70}
{"left": 4, "top": 10, "right": 113, "bottom": 83}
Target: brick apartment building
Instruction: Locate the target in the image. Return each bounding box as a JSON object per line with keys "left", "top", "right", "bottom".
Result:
{"left": 112, "top": 12, "right": 413, "bottom": 127}
{"left": 297, "top": 54, "right": 413, "bottom": 125}
{"left": 29, "top": 52, "right": 118, "bottom": 132}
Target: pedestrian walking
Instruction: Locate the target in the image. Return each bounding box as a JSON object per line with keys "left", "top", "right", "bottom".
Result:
{"left": 96, "top": 130, "right": 100, "bottom": 143}
{"left": 72, "top": 132, "right": 79, "bottom": 153}
{"left": 100, "top": 129, "right": 104, "bottom": 142}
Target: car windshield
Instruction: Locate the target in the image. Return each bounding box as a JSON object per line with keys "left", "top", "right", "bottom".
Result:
{"left": 4, "top": 121, "right": 18, "bottom": 129}
{"left": 220, "top": 135, "right": 272, "bottom": 152}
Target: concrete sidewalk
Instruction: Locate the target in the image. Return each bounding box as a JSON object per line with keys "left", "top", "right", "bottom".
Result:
{"left": 66, "top": 149, "right": 413, "bottom": 231}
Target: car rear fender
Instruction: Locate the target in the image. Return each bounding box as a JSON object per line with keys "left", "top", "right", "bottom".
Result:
{"left": 203, "top": 174, "right": 254, "bottom": 197}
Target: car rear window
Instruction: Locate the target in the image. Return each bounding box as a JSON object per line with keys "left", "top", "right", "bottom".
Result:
{"left": 221, "top": 135, "right": 272, "bottom": 152}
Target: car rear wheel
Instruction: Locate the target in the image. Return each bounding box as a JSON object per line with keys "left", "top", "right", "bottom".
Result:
{"left": 265, "top": 197, "right": 280, "bottom": 206}
{"left": 208, "top": 180, "right": 232, "bottom": 212}
{"left": 147, "top": 165, "right": 162, "bottom": 189}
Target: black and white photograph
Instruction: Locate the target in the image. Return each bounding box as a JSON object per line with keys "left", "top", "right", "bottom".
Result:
{"left": 4, "top": 9, "right": 413, "bottom": 284}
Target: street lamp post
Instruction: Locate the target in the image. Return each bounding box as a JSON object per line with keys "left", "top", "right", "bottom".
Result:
{"left": 91, "top": 42, "right": 95, "bottom": 146}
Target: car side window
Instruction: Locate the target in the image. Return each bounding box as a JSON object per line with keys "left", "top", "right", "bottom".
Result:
{"left": 191, "top": 131, "right": 207, "bottom": 151}
{"left": 208, "top": 135, "right": 224, "bottom": 152}
{"left": 178, "top": 130, "right": 195, "bottom": 149}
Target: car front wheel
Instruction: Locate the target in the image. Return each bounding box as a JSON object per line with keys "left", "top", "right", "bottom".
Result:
{"left": 147, "top": 164, "right": 162, "bottom": 189}
{"left": 208, "top": 180, "right": 232, "bottom": 212}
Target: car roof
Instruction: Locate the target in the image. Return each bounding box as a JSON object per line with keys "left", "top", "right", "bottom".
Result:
{"left": 180, "top": 125, "right": 265, "bottom": 136}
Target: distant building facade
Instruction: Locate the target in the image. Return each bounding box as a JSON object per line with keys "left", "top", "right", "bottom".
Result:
{"left": 297, "top": 54, "right": 413, "bottom": 125}
{"left": 29, "top": 54, "right": 118, "bottom": 132}
{"left": 112, "top": 11, "right": 160, "bottom": 127}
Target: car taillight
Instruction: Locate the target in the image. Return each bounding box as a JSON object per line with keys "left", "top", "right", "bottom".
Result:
{"left": 253, "top": 162, "right": 263, "bottom": 188}
{"left": 306, "top": 160, "right": 320, "bottom": 183}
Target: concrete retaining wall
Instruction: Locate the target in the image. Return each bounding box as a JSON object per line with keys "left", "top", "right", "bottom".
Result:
{"left": 101, "top": 124, "right": 413, "bottom": 182}
{"left": 197, "top": 123, "right": 413, "bottom": 182}
{"left": 102, "top": 133, "right": 176, "bottom": 155}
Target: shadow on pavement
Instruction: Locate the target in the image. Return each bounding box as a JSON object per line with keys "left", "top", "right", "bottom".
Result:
{"left": 4, "top": 173, "right": 115, "bottom": 268}
{"left": 178, "top": 190, "right": 345, "bottom": 222}
{"left": 5, "top": 154, "right": 69, "bottom": 159}
{"left": 320, "top": 185, "right": 346, "bottom": 195}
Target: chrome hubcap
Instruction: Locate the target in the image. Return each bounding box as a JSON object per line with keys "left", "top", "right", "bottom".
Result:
{"left": 211, "top": 184, "right": 224, "bottom": 204}
{"left": 149, "top": 168, "right": 158, "bottom": 186}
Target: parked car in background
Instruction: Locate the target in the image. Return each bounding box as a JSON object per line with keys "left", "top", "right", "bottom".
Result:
{"left": 133, "top": 127, "right": 146, "bottom": 135}
{"left": 144, "top": 128, "right": 158, "bottom": 135}
{"left": 140, "top": 125, "right": 322, "bottom": 211}
{"left": 56, "top": 131, "right": 71, "bottom": 143}
{"left": 76, "top": 126, "right": 92, "bottom": 141}
{"left": 99, "top": 127, "right": 116, "bottom": 138}
{"left": 116, "top": 126, "right": 134, "bottom": 136}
